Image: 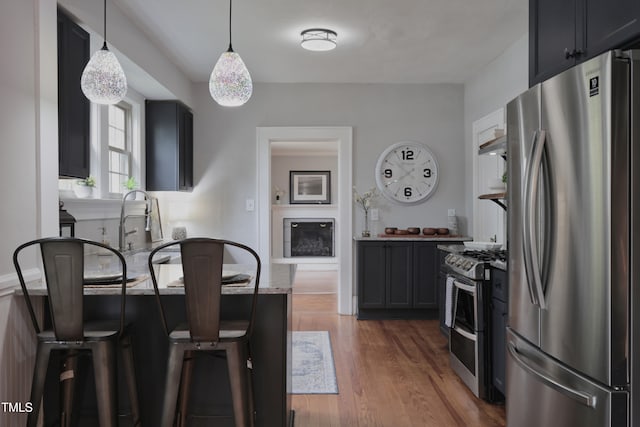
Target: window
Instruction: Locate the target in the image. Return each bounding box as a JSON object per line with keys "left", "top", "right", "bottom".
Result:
{"left": 108, "top": 103, "right": 132, "bottom": 195}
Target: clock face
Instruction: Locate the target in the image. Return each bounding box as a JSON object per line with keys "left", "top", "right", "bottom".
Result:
{"left": 375, "top": 142, "right": 439, "bottom": 205}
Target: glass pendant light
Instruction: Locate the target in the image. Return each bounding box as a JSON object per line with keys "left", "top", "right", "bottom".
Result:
{"left": 81, "top": 0, "right": 127, "bottom": 104}
{"left": 209, "top": 0, "right": 253, "bottom": 107}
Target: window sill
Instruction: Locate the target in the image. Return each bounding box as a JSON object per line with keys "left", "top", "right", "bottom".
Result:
{"left": 60, "top": 197, "right": 146, "bottom": 221}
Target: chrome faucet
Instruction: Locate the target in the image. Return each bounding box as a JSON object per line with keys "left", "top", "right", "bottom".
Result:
{"left": 119, "top": 190, "right": 153, "bottom": 252}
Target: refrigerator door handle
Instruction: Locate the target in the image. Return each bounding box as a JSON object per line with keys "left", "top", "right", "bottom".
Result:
{"left": 523, "top": 129, "right": 547, "bottom": 309}
{"left": 507, "top": 342, "right": 597, "bottom": 409}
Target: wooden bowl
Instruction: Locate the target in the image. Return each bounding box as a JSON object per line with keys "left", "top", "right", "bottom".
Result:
{"left": 437, "top": 227, "right": 450, "bottom": 235}
{"left": 394, "top": 229, "right": 409, "bottom": 235}
{"left": 422, "top": 227, "right": 436, "bottom": 235}
{"left": 407, "top": 227, "right": 421, "bottom": 235}
{"left": 385, "top": 227, "right": 397, "bottom": 235}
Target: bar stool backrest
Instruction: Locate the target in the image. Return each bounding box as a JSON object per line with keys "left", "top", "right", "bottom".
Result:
{"left": 148, "top": 237, "right": 261, "bottom": 343}
{"left": 13, "top": 237, "right": 127, "bottom": 340}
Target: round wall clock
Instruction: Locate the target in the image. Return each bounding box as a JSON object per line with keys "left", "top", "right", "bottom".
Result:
{"left": 375, "top": 141, "right": 439, "bottom": 205}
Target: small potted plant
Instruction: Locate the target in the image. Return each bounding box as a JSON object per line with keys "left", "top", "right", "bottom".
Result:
{"left": 74, "top": 175, "right": 96, "bottom": 198}
{"left": 123, "top": 176, "right": 138, "bottom": 191}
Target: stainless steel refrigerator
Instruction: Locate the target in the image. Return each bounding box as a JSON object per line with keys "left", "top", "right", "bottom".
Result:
{"left": 506, "top": 50, "right": 640, "bottom": 426}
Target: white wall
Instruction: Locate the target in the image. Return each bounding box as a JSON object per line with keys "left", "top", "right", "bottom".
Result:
{"left": 463, "top": 33, "right": 529, "bottom": 236}
{"left": 58, "top": 0, "right": 193, "bottom": 107}
{"left": 0, "top": 0, "right": 49, "bottom": 420}
{"left": 159, "top": 82, "right": 466, "bottom": 248}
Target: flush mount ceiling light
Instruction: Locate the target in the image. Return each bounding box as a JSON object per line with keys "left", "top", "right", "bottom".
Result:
{"left": 209, "top": 0, "right": 253, "bottom": 107}
{"left": 81, "top": 0, "right": 127, "bottom": 104}
{"left": 300, "top": 28, "right": 337, "bottom": 52}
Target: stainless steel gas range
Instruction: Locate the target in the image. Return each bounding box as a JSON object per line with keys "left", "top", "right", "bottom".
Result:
{"left": 443, "top": 249, "right": 506, "bottom": 401}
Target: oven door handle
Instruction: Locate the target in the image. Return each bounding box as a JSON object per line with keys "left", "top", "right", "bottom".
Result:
{"left": 453, "top": 325, "right": 477, "bottom": 342}
{"left": 453, "top": 279, "right": 476, "bottom": 294}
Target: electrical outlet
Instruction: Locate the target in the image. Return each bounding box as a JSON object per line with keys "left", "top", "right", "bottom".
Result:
{"left": 246, "top": 199, "right": 255, "bottom": 211}
{"left": 448, "top": 208, "right": 456, "bottom": 216}
{"left": 370, "top": 208, "right": 379, "bottom": 221}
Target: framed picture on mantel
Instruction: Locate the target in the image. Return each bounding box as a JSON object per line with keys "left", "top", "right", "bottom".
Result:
{"left": 289, "top": 171, "right": 331, "bottom": 204}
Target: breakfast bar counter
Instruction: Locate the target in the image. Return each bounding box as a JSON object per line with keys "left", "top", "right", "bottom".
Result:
{"left": 20, "top": 262, "right": 294, "bottom": 427}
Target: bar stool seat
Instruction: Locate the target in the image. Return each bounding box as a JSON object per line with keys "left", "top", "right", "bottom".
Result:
{"left": 13, "top": 237, "right": 141, "bottom": 427}
{"left": 148, "top": 238, "right": 261, "bottom": 427}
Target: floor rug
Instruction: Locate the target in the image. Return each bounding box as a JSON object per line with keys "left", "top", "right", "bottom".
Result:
{"left": 292, "top": 331, "right": 339, "bottom": 394}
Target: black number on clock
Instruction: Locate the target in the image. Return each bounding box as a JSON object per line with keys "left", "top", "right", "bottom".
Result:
{"left": 384, "top": 169, "right": 393, "bottom": 178}
{"left": 423, "top": 168, "right": 432, "bottom": 178}
{"left": 401, "top": 150, "right": 414, "bottom": 160}
{"left": 404, "top": 187, "right": 412, "bottom": 197}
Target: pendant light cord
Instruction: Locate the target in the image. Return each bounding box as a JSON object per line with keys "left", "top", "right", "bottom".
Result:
{"left": 102, "top": 0, "right": 108, "bottom": 49}
{"left": 228, "top": 0, "right": 233, "bottom": 51}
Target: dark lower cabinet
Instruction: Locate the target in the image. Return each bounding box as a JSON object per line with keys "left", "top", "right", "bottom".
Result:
{"left": 413, "top": 243, "right": 438, "bottom": 308}
{"left": 490, "top": 267, "right": 508, "bottom": 398}
{"left": 529, "top": 0, "right": 640, "bottom": 86}
{"left": 357, "top": 240, "right": 454, "bottom": 319}
{"left": 146, "top": 101, "right": 194, "bottom": 191}
{"left": 57, "top": 8, "right": 90, "bottom": 178}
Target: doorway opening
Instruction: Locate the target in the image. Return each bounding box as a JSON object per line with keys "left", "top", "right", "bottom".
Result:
{"left": 256, "top": 127, "right": 353, "bottom": 314}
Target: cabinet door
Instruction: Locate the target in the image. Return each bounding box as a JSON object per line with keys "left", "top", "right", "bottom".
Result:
{"left": 386, "top": 242, "right": 413, "bottom": 308}
{"left": 585, "top": 0, "right": 640, "bottom": 58}
{"left": 357, "top": 242, "right": 386, "bottom": 309}
{"left": 413, "top": 243, "right": 438, "bottom": 309}
{"left": 146, "top": 101, "right": 193, "bottom": 191}
{"left": 492, "top": 298, "right": 507, "bottom": 394}
{"left": 529, "top": 0, "right": 579, "bottom": 86}
{"left": 57, "top": 8, "right": 90, "bottom": 178}
{"left": 179, "top": 107, "right": 194, "bottom": 190}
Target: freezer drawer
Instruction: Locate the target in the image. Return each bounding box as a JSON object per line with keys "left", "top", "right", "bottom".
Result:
{"left": 506, "top": 328, "right": 627, "bottom": 427}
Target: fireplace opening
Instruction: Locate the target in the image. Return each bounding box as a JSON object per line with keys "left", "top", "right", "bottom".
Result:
{"left": 284, "top": 218, "right": 335, "bottom": 257}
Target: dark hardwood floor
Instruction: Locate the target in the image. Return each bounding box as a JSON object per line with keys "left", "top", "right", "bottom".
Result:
{"left": 291, "top": 290, "right": 506, "bottom": 426}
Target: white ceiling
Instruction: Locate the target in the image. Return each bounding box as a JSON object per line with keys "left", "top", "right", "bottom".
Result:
{"left": 112, "top": 0, "right": 528, "bottom": 85}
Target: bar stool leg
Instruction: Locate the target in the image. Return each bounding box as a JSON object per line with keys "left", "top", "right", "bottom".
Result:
{"left": 226, "top": 343, "right": 253, "bottom": 427}
{"left": 162, "top": 342, "right": 186, "bottom": 427}
{"left": 120, "top": 334, "right": 141, "bottom": 426}
{"left": 176, "top": 350, "right": 194, "bottom": 427}
{"left": 91, "top": 340, "right": 117, "bottom": 427}
{"left": 28, "top": 342, "right": 52, "bottom": 427}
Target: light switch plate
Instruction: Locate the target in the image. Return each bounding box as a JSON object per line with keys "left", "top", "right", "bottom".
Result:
{"left": 370, "top": 208, "right": 379, "bottom": 221}
{"left": 246, "top": 199, "right": 255, "bottom": 211}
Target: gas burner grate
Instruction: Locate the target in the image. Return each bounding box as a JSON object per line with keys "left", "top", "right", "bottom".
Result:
{"left": 461, "top": 249, "right": 507, "bottom": 262}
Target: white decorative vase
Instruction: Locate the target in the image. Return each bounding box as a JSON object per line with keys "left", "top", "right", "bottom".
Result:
{"left": 73, "top": 184, "right": 93, "bottom": 198}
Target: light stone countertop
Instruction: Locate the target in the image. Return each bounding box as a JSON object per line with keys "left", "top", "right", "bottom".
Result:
{"left": 20, "top": 261, "right": 294, "bottom": 296}
{"left": 354, "top": 235, "right": 472, "bottom": 242}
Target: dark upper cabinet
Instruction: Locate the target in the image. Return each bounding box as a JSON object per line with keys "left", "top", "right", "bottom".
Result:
{"left": 57, "top": 8, "right": 90, "bottom": 178}
{"left": 529, "top": 0, "right": 640, "bottom": 86}
{"left": 146, "top": 101, "right": 193, "bottom": 191}
{"left": 584, "top": 0, "right": 640, "bottom": 57}
{"left": 529, "top": 0, "right": 578, "bottom": 86}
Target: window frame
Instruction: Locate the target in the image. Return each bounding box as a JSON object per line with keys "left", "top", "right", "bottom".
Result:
{"left": 107, "top": 102, "right": 133, "bottom": 197}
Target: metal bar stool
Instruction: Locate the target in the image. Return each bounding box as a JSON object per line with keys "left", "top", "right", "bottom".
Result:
{"left": 13, "top": 237, "right": 141, "bottom": 427}
{"left": 148, "top": 238, "right": 261, "bottom": 427}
